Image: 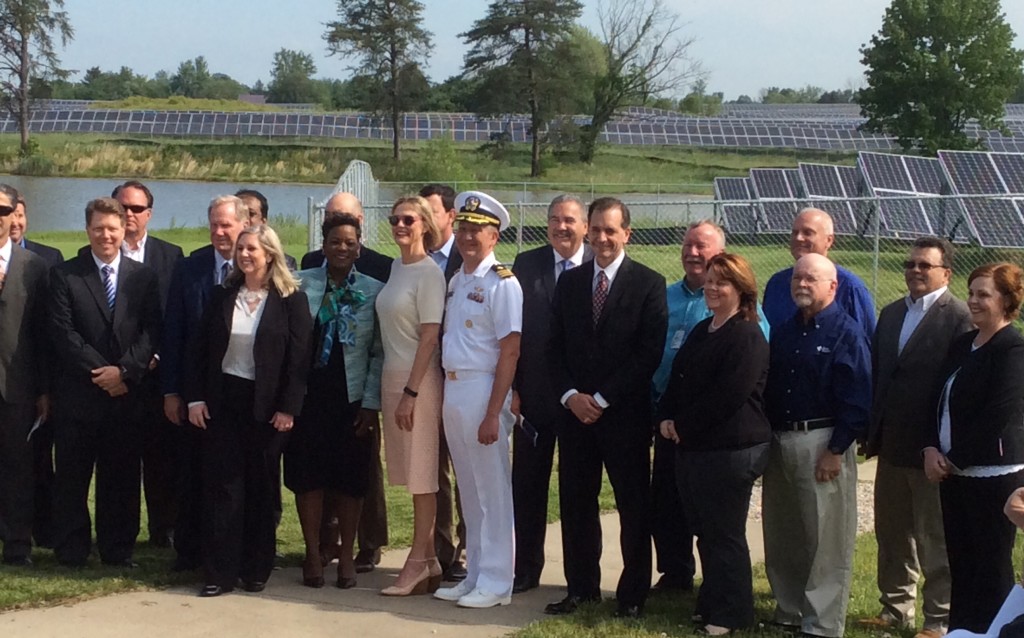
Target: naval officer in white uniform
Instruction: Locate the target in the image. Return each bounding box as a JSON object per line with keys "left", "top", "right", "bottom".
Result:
{"left": 432, "top": 191, "right": 522, "bottom": 609}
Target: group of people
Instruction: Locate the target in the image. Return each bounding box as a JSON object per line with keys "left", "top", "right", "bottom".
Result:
{"left": 0, "top": 180, "right": 1021, "bottom": 635}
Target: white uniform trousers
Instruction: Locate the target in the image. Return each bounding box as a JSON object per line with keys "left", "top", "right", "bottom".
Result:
{"left": 442, "top": 371, "right": 515, "bottom": 596}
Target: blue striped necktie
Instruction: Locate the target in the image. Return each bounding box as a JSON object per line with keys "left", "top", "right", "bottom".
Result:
{"left": 101, "top": 265, "right": 115, "bottom": 310}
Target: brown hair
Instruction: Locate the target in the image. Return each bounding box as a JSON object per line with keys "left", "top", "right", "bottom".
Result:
{"left": 392, "top": 195, "right": 441, "bottom": 251}
{"left": 85, "top": 197, "right": 126, "bottom": 227}
{"left": 706, "top": 252, "right": 759, "bottom": 322}
{"left": 968, "top": 262, "right": 1024, "bottom": 321}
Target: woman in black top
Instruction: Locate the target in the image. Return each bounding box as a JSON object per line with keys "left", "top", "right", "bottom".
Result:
{"left": 923, "top": 262, "right": 1024, "bottom": 633}
{"left": 658, "top": 253, "right": 771, "bottom": 635}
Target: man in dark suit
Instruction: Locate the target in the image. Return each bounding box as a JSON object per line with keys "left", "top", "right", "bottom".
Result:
{"left": 420, "top": 183, "right": 466, "bottom": 582}
{"left": 546, "top": 197, "right": 668, "bottom": 619}
{"left": 49, "top": 197, "right": 161, "bottom": 567}
{"left": 300, "top": 192, "right": 392, "bottom": 282}
{"left": 10, "top": 194, "right": 64, "bottom": 267}
{"left": 510, "top": 194, "right": 591, "bottom": 593}
{"left": 111, "top": 180, "right": 184, "bottom": 549}
{"left": 0, "top": 185, "right": 50, "bottom": 566}
{"left": 8, "top": 191, "right": 62, "bottom": 550}
{"left": 861, "top": 238, "right": 971, "bottom": 638}
{"left": 162, "top": 195, "right": 250, "bottom": 571}
{"left": 301, "top": 191, "right": 391, "bottom": 572}
{"left": 235, "top": 189, "right": 298, "bottom": 270}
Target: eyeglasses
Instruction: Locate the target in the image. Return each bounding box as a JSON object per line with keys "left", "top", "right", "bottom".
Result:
{"left": 388, "top": 215, "right": 418, "bottom": 227}
{"left": 903, "top": 260, "right": 946, "bottom": 271}
{"left": 0, "top": 205, "right": 14, "bottom": 216}
{"left": 123, "top": 204, "right": 149, "bottom": 214}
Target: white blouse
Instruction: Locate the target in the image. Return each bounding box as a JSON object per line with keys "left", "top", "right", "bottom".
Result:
{"left": 221, "top": 289, "right": 267, "bottom": 381}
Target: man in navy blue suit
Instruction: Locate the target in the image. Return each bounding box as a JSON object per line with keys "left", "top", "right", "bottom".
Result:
{"left": 161, "top": 195, "right": 249, "bottom": 571}
{"left": 9, "top": 194, "right": 63, "bottom": 267}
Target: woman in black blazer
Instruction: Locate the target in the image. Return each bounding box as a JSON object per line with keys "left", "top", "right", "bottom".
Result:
{"left": 657, "top": 253, "right": 771, "bottom": 635}
{"left": 186, "top": 224, "right": 312, "bottom": 597}
{"left": 924, "top": 262, "right": 1024, "bottom": 633}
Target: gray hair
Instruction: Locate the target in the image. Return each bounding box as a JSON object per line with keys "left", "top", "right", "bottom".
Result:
{"left": 686, "top": 219, "right": 727, "bottom": 248}
{"left": 208, "top": 195, "right": 249, "bottom": 223}
{"left": 547, "top": 194, "right": 587, "bottom": 217}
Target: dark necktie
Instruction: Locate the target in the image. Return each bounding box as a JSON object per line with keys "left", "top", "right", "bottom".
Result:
{"left": 101, "top": 265, "right": 116, "bottom": 310}
{"left": 593, "top": 270, "right": 608, "bottom": 327}
{"left": 220, "top": 261, "right": 230, "bottom": 285}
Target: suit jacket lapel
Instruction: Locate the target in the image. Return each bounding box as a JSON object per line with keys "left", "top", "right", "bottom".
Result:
{"left": 596, "top": 256, "right": 631, "bottom": 332}
{"left": 542, "top": 249, "right": 557, "bottom": 302}
{"left": 898, "top": 292, "right": 948, "bottom": 362}
{"left": 113, "top": 259, "right": 138, "bottom": 334}
{"left": 1, "top": 244, "right": 24, "bottom": 299}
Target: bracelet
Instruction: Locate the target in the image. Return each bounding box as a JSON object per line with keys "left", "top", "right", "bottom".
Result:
{"left": 403, "top": 386, "right": 419, "bottom": 398}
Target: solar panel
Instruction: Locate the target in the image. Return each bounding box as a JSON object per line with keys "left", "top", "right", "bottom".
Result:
{"left": 990, "top": 153, "right": 1024, "bottom": 194}
{"left": 961, "top": 198, "right": 1024, "bottom": 247}
{"left": 859, "top": 152, "right": 914, "bottom": 191}
{"left": 875, "top": 190, "right": 934, "bottom": 236}
{"left": 939, "top": 151, "right": 1004, "bottom": 194}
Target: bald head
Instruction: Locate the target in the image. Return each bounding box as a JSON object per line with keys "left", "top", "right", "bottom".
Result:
{"left": 325, "top": 192, "right": 364, "bottom": 226}
{"left": 790, "top": 207, "right": 835, "bottom": 261}
{"left": 791, "top": 253, "right": 838, "bottom": 319}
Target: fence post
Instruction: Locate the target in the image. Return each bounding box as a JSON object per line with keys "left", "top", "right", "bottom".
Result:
{"left": 306, "top": 196, "right": 316, "bottom": 253}
{"left": 517, "top": 202, "right": 525, "bottom": 253}
{"left": 871, "top": 194, "right": 882, "bottom": 303}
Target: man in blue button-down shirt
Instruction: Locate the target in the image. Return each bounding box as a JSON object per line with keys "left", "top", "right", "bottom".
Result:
{"left": 762, "top": 253, "right": 871, "bottom": 638}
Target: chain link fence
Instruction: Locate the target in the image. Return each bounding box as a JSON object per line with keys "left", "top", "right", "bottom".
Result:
{"left": 308, "top": 192, "right": 1024, "bottom": 316}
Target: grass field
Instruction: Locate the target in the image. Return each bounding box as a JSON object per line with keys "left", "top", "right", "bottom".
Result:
{"left": 0, "top": 133, "right": 855, "bottom": 188}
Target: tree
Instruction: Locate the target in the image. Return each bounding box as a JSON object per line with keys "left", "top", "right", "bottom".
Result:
{"left": 679, "top": 79, "right": 723, "bottom": 115}
{"left": 0, "top": 0, "right": 73, "bottom": 152}
{"left": 578, "top": 0, "right": 702, "bottom": 163}
{"left": 170, "top": 56, "right": 210, "bottom": 98}
{"left": 267, "top": 49, "right": 319, "bottom": 103}
{"left": 325, "top": 0, "right": 432, "bottom": 162}
{"left": 461, "top": 0, "right": 583, "bottom": 177}
{"left": 759, "top": 85, "right": 823, "bottom": 104}
{"left": 859, "top": 0, "right": 1024, "bottom": 154}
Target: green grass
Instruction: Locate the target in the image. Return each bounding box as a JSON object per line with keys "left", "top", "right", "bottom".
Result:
{"left": 0, "top": 133, "right": 852, "bottom": 187}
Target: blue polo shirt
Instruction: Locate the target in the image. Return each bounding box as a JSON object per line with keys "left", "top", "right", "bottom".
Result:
{"left": 652, "top": 278, "right": 770, "bottom": 402}
{"left": 763, "top": 264, "right": 877, "bottom": 337}
{"left": 765, "top": 302, "right": 872, "bottom": 453}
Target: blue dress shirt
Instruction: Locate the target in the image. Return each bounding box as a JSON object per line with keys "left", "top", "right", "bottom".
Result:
{"left": 763, "top": 264, "right": 877, "bottom": 337}
{"left": 765, "top": 302, "right": 872, "bottom": 452}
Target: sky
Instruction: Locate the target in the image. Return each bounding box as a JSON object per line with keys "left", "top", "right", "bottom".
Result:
{"left": 60, "top": 0, "right": 1024, "bottom": 101}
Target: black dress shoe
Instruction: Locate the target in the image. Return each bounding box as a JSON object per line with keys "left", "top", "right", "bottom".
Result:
{"left": 199, "top": 584, "right": 232, "bottom": 597}
{"left": 442, "top": 562, "right": 467, "bottom": 582}
{"left": 354, "top": 549, "right": 380, "bottom": 574}
{"left": 242, "top": 581, "right": 266, "bottom": 593}
{"left": 614, "top": 604, "right": 643, "bottom": 619}
{"left": 652, "top": 573, "right": 694, "bottom": 591}
{"left": 512, "top": 575, "right": 540, "bottom": 593}
{"left": 2, "top": 556, "right": 32, "bottom": 567}
{"left": 544, "top": 594, "right": 601, "bottom": 615}
{"left": 102, "top": 558, "right": 139, "bottom": 569}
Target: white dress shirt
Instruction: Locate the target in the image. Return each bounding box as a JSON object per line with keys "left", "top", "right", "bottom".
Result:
{"left": 552, "top": 243, "right": 585, "bottom": 282}
{"left": 897, "top": 286, "right": 946, "bottom": 354}
{"left": 0, "top": 237, "right": 11, "bottom": 277}
{"left": 121, "top": 232, "right": 148, "bottom": 263}
{"left": 91, "top": 251, "right": 122, "bottom": 291}
{"left": 221, "top": 291, "right": 267, "bottom": 381}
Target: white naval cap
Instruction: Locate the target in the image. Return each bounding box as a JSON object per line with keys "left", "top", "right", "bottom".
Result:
{"left": 453, "top": 190, "right": 510, "bottom": 232}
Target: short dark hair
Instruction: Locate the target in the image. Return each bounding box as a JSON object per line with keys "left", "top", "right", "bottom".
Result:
{"left": 322, "top": 212, "right": 361, "bottom": 243}
{"left": 236, "top": 189, "right": 269, "bottom": 219}
{"left": 418, "top": 183, "right": 456, "bottom": 212}
{"left": 111, "top": 180, "right": 154, "bottom": 208}
{"left": 588, "top": 196, "right": 631, "bottom": 228}
{"left": 0, "top": 183, "right": 18, "bottom": 204}
{"left": 911, "top": 236, "right": 954, "bottom": 269}
{"left": 86, "top": 197, "right": 126, "bottom": 227}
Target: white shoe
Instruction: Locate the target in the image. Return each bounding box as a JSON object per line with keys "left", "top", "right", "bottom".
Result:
{"left": 433, "top": 580, "right": 474, "bottom": 602}
{"left": 457, "top": 588, "right": 512, "bottom": 609}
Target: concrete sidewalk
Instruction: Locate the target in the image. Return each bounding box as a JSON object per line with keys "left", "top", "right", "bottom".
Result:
{"left": 1, "top": 459, "right": 878, "bottom": 638}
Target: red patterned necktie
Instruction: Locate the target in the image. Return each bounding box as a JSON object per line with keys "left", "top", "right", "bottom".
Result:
{"left": 593, "top": 270, "right": 608, "bottom": 327}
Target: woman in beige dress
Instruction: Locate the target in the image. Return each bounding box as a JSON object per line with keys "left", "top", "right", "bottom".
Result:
{"left": 375, "top": 196, "right": 447, "bottom": 596}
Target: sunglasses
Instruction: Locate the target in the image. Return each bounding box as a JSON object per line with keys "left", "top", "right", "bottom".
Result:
{"left": 0, "top": 205, "right": 13, "bottom": 216}
{"left": 903, "top": 260, "right": 945, "bottom": 271}
{"left": 388, "top": 215, "right": 418, "bottom": 227}
{"left": 123, "top": 204, "right": 150, "bottom": 214}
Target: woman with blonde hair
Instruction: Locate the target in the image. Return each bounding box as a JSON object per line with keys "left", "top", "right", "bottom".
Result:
{"left": 186, "top": 224, "right": 312, "bottom": 597}
{"left": 375, "top": 196, "right": 447, "bottom": 596}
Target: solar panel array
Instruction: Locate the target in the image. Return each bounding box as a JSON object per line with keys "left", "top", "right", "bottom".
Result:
{"left": 4, "top": 105, "right": 1024, "bottom": 152}
{"left": 715, "top": 150, "right": 1024, "bottom": 248}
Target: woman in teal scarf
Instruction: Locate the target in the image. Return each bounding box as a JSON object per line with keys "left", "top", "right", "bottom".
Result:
{"left": 286, "top": 213, "right": 383, "bottom": 589}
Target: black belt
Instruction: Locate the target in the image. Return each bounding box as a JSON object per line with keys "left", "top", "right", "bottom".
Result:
{"left": 775, "top": 417, "right": 834, "bottom": 432}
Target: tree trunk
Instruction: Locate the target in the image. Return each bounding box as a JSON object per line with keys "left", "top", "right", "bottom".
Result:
{"left": 390, "top": 41, "right": 401, "bottom": 162}
{"left": 525, "top": 28, "right": 541, "bottom": 177}
{"left": 18, "top": 31, "right": 30, "bottom": 153}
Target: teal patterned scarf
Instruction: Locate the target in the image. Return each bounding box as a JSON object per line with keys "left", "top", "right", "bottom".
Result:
{"left": 315, "top": 270, "right": 367, "bottom": 368}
